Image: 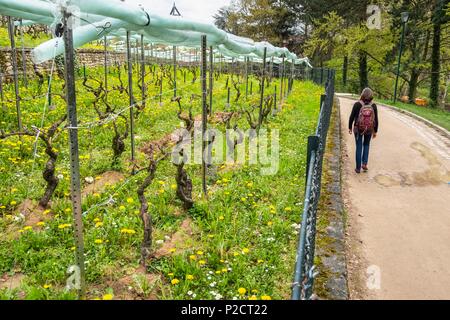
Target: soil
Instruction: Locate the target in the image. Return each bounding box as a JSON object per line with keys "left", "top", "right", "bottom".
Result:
{"left": 82, "top": 171, "right": 125, "bottom": 197}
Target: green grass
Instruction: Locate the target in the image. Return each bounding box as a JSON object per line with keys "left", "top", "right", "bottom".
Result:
{"left": 0, "top": 64, "right": 323, "bottom": 300}
{"left": 377, "top": 98, "right": 450, "bottom": 131}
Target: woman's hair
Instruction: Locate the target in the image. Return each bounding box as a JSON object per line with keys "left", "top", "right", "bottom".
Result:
{"left": 360, "top": 87, "right": 374, "bottom": 104}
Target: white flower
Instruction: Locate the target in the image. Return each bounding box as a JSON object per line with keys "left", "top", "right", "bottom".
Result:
{"left": 187, "top": 291, "right": 193, "bottom": 296}
{"left": 155, "top": 240, "right": 164, "bottom": 246}
{"left": 215, "top": 294, "right": 223, "bottom": 300}
{"left": 57, "top": 174, "right": 64, "bottom": 180}
{"left": 232, "top": 296, "right": 238, "bottom": 300}
{"left": 192, "top": 293, "right": 197, "bottom": 298}
{"left": 209, "top": 282, "right": 216, "bottom": 287}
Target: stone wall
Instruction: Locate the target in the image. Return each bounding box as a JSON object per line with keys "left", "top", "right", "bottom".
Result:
{"left": 0, "top": 48, "right": 126, "bottom": 81}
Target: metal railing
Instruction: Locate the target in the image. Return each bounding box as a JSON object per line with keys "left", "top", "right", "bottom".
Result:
{"left": 292, "top": 68, "right": 336, "bottom": 300}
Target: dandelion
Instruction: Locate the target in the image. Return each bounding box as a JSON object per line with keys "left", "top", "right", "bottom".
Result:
{"left": 171, "top": 278, "right": 180, "bottom": 285}
{"left": 36, "top": 222, "right": 45, "bottom": 227}
{"left": 169, "top": 248, "right": 176, "bottom": 253}
{"left": 102, "top": 293, "right": 113, "bottom": 300}
{"left": 170, "top": 184, "right": 177, "bottom": 190}
{"left": 43, "top": 284, "right": 52, "bottom": 289}
{"left": 198, "top": 260, "right": 206, "bottom": 265}
{"left": 215, "top": 270, "right": 221, "bottom": 275}
{"left": 218, "top": 215, "right": 224, "bottom": 221}
{"left": 10, "top": 201, "right": 17, "bottom": 206}
{"left": 58, "top": 224, "right": 71, "bottom": 229}
{"left": 95, "top": 222, "right": 103, "bottom": 228}
{"left": 247, "top": 182, "right": 253, "bottom": 187}
{"left": 261, "top": 295, "right": 272, "bottom": 300}
{"left": 238, "top": 288, "right": 247, "bottom": 295}
{"left": 94, "top": 239, "right": 103, "bottom": 244}
{"left": 249, "top": 295, "right": 257, "bottom": 300}
{"left": 189, "top": 255, "right": 197, "bottom": 261}
{"left": 221, "top": 268, "right": 228, "bottom": 273}
{"left": 267, "top": 221, "right": 273, "bottom": 226}
{"left": 186, "top": 275, "right": 194, "bottom": 280}
{"left": 284, "top": 207, "right": 292, "bottom": 212}
{"left": 196, "top": 250, "right": 204, "bottom": 255}
{"left": 233, "top": 252, "right": 240, "bottom": 257}
{"left": 241, "top": 197, "right": 247, "bottom": 202}
{"left": 242, "top": 248, "right": 250, "bottom": 254}
{"left": 120, "top": 228, "right": 136, "bottom": 235}
{"left": 168, "top": 272, "right": 174, "bottom": 277}
{"left": 257, "top": 259, "right": 264, "bottom": 264}
{"left": 23, "top": 226, "right": 33, "bottom": 231}
{"left": 119, "top": 205, "right": 126, "bottom": 211}
{"left": 126, "top": 197, "right": 134, "bottom": 204}
{"left": 43, "top": 209, "right": 51, "bottom": 215}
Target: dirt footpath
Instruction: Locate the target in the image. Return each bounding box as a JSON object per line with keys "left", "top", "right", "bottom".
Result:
{"left": 339, "top": 97, "right": 450, "bottom": 300}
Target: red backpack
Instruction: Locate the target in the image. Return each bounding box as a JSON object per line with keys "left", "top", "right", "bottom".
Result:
{"left": 356, "top": 101, "right": 375, "bottom": 135}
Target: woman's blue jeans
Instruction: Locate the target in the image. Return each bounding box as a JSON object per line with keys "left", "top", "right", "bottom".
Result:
{"left": 355, "top": 133, "right": 372, "bottom": 170}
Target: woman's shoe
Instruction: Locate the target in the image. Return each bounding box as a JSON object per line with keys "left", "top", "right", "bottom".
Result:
{"left": 362, "top": 164, "right": 368, "bottom": 172}
{"left": 355, "top": 168, "right": 361, "bottom": 174}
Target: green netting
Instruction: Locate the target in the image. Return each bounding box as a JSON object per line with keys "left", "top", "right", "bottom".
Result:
{"left": 0, "top": 0, "right": 312, "bottom": 67}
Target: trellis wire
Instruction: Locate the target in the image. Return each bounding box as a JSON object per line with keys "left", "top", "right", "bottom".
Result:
{"left": 292, "top": 68, "right": 335, "bottom": 300}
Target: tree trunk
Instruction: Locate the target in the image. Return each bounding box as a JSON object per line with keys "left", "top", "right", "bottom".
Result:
{"left": 429, "top": 0, "right": 444, "bottom": 107}
{"left": 408, "top": 69, "right": 420, "bottom": 103}
{"left": 343, "top": 56, "right": 348, "bottom": 87}
{"left": 358, "top": 51, "right": 368, "bottom": 92}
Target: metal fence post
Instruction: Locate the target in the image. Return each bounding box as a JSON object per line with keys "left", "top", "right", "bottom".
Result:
{"left": 258, "top": 47, "right": 267, "bottom": 129}
{"left": 7, "top": 16, "right": 22, "bottom": 132}
{"left": 126, "top": 31, "right": 136, "bottom": 173}
{"left": 62, "top": 8, "right": 86, "bottom": 299}
{"left": 209, "top": 46, "right": 213, "bottom": 115}
{"left": 19, "top": 19, "right": 28, "bottom": 88}
{"left": 173, "top": 45, "right": 177, "bottom": 97}
{"left": 201, "top": 35, "right": 208, "bottom": 196}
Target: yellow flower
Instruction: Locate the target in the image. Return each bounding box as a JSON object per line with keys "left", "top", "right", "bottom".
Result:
{"left": 261, "top": 295, "right": 272, "bottom": 300}
{"left": 64, "top": 208, "right": 71, "bottom": 213}
{"left": 120, "top": 228, "right": 136, "bottom": 235}
{"left": 43, "top": 209, "right": 51, "bottom": 215}
{"left": 93, "top": 218, "right": 101, "bottom": 222}
{"left": 247, "top": 182, "right": 253, "bottom": 188}
{"left": 284, "top": 207, "right": 292, "bottom": 212}
{"left": 102, "top": 293, "right": 113, "bottom": 300}
{"left": 119, "top": 205, "right": 126, "bottom": 211}
{"left": 171, "top": 278, "right": 180, "bottom": 285}
{"left": 171, "top": 184, "right": 177, "bottom": 190}
{"left": 249, "top": 295, "right": 257, "bottom": 300}
{"left": 71, "top": 246, "right": 76, "bottom": 251}
{"left": 11, "top": 188, "right": 18, "bottom": 193}
{"left": 267, "top": 221, "right": 273, "bottom": 226}
{"left": 257, "top": 259, "right": 264, "bottom": 264}
{"left": 198, "top": 260, "right": 206, "bottom": 265}
{"left": 241, "top": 197, "right": 247, "bottom": 202}
{"left": 251, "top": 289, "right": 259, "bottom": 293}
{"left": 23, "top": 226, "right": 33, "bottom": 231}
{"left": 43, "top": 284, "right": 52, "bottom": 289}
{"left": 168, "top": 272, "right": 174, "bottom": 277}
{"left": 215, "top": 270, "right": 221, "bottom": 275}
{"left": 58, "top": 224, "right": 71, "bottom": 229}
{"left": 218, "top": 215, "right": 224, "bottom": 221}
{"left": 196, "top": 250, "right": 204, "bottom": 255}
{"left": 186, "top": 275, "right": 194, "bottom": 280}
{"left": 189, "top": 255, "right": 197, "bottom": 261}
{"left": 94, "top": 239, "right": 103, "bottom": 244}
{"left": 238, "top": 288, "right": 247, "bottom": 295}
{"left": 126, "top": 197, "right": 134, "bottom": 204}
{"left": 36, "top": 222, "right": 45, "bottom": 227}
{"left": 169, "top": 248, "right": 176, "bottom": 253}
{"left": 242, "top": 248, "right": 250, "bottom": 254}
{"left": 233, "top": 252, "right": 240, "bottom": 257}
{"left": 95, "top": 222, "right": 103, "bottom": 228}
{"left": 10, "top": 201, "right": 17, "bottom": 206}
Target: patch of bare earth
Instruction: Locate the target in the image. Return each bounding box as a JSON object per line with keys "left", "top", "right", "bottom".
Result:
{"left": 0, "top": 273, "right": 25, "bottom": 291}
{"left": 106, "top": 267, "right": 161, "bottom": 300}
{"left": 154, "top": 218, "right": 194, "bottom": 258}
{"left": 82, "top": 171, "right": 125, "bottom": 197}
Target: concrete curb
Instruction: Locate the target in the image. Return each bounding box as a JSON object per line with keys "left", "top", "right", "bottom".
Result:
{"left": 336, "top": 93, "right": 450, "bottom": 141}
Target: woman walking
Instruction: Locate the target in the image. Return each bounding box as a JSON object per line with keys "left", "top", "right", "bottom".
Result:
{"left": 348, "top": 88, "right": 379, "bottom": 173}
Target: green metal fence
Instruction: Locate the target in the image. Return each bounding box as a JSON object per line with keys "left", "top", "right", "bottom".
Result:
{"left": 292, "top": 68, "right": 336, "bottom": 300}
